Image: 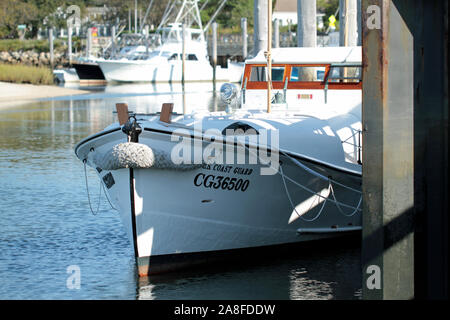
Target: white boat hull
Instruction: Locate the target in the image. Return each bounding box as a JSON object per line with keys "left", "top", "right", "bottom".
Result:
{"left": 77, "top": 126, "right": 362, "bottom": 275}
{"left": 98, "top": 60, "right": 241, "bottom": 83}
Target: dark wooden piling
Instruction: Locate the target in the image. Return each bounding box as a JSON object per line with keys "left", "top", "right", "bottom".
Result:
{"left": 362, "top": 0, "right": 448, "bottom": 300}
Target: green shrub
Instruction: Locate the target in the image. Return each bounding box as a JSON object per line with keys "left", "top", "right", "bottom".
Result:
{"left": 0, "top": 39, "right": 64, "bottom": 52}
{"left": 0, "top": 63, "right": 54, "bottom": 85}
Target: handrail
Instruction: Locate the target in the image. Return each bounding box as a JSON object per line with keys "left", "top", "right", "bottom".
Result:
{"left": 340, "top": 128, "right": 363, "bottom": 165}
{"left": 242, "top": 77, "right": 248, "bottom": 105}
{"left": 324, "top": 63, "right": 362, "bottom": 103}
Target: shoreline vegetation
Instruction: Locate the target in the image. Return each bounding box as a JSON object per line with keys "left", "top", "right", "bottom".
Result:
{"left": 0, "top": 39, "right": 64, "bottom": 52}
{"left": 0, "top": 63, "right": 54, "bottom": 85}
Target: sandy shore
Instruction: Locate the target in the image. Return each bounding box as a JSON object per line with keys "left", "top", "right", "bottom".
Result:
{"left": 0, "top": 81, "right": 89, "bottom": 109}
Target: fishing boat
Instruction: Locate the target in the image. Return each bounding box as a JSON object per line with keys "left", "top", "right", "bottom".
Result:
{"left": 97, "top": 0, "right": 243, "bottom": 83}
{"left": 74, "top": 45, "right": 363, "bottom": 276}
{"left": 71, "top": 30, "right": 159, "bottom": 83}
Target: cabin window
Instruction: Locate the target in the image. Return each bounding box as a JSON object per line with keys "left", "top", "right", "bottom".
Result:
{"left": 249, "top": 66, "right": 285, "bottom": 82}
{"left": 187, "top": 54, "right": 198, "bottom": 61}
{"left": 271, "top": 67, "right": 285, "bottom": 81}
{"left": 290, "top": 66, "right": 324, "bottom": 82}
{"left": 168, "top": 53, "right": 179, "bottom": 60}
{"left": 250, "top": 66, "right": 266, "bottom": 81}
{"left": 327, "top": 66, "right": 362, "bottom": 83}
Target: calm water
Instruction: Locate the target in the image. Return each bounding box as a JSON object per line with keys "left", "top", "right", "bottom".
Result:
{"left": 0, "top": 83, "right": 361, "bottom": 300}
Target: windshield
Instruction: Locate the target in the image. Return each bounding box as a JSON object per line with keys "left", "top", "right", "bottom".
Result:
{"left": 146, "top": 51, "right": 172, "bottom": 59}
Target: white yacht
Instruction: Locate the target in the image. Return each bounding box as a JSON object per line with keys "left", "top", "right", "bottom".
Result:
{"left": 98, "top": 23, "right": 242, "bottom": 83}
{"left": 75, "top": 46, "right": 363, "bottom": 276}
{"left": 97, "top": 0, "right": 242, "bottom": 83}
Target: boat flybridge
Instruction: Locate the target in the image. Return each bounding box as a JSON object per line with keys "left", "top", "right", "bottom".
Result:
{"left": 75, "top": 46, "right": 363, "bottom": 276}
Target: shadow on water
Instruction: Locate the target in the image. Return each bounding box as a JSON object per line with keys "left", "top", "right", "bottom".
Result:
{"left": 136, "top": 235, "right": 362, "bottom": 300}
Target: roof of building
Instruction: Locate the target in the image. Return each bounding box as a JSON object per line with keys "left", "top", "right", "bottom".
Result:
{"left": 274, "top": 0, "right": 297, "bottom": 12}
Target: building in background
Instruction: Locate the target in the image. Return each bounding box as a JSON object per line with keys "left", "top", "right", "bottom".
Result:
{"left": 273, "top": 0, "right": 297, "bottom": 26}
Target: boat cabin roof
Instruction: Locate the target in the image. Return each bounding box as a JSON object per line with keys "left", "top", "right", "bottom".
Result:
{"left": 247, "top": 46, "right": 361, "bottom": 65}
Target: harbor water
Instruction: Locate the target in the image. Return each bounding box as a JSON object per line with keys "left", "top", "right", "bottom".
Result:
{"left": 0, "top": 84, "right": 361, "bottom": 300}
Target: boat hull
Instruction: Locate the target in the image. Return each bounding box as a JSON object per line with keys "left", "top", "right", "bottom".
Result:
{"left": 98, "top": 60, "right": 235, "bottom": 83}
{"left": 72, "top": 62, "right": 106, "bottom": 80}
{"left": 78, "top": 127, "right": 362, "bottom": 275}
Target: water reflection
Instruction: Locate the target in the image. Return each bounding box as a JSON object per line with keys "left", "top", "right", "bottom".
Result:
{"left": 56, "top": 82, "right": 222, "bottom": 114}
{"left": 136, "top": 240, "right": 361, "bottom": 300}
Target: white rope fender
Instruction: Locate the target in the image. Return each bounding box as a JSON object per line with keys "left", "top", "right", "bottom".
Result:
{"left": 92, "top": 142, "right": 201, "bottom": 171}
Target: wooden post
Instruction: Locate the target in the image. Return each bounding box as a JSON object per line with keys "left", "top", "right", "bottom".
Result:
{"left": 49, "top": 28, "right": 54, "bottom": 67}
{"left": 111, "top": 26, "right": 116, "bottom": 57}
{"left": 362, "top": 0, "right": 414, "bottom": 299}
{"left": 297, "top": 0, "right": 317, "bottom": 47}
{"left": 160, "top": 103, "right": 174, "bottom": 124}
{"left": 241, "top": 18, "right": 247, "bottom": 59}
{"left": 86, "top": 27, "right": 92, "bottom": 58}
{"left": 357, "top": 0, "right": 362, "bottom": 46}
{"left": 135, "top": 0, "right": 138, "bottom": 33}
{"left": 362, "top": 0, "right": 448, "bottom": 300}
{"left": 116, "top": 103, "right": 129, "bottom": 125}
{"left": 129, "top": 8, "right": 132, "bottom": 33}
{"left": 254, "top": 0, "right": 268, "bottom": 57}
{"left": 144, "top": 25, "right": 149, "bottom": 54}
{"left": 182, "top": 23, "right": 186, "bottom": 114}
{"left": 273, "top": 18, "right": 279, "bottom": 48}
{"left": 68, "top": 27, "right": 72, "bottom": 64}
{"left": 182, "top": 24, "right": 186, "bottom": 85}
{"left": 212, "top": 22, "right": 218, "bottom": 88}
{"left": 297, "top": 0, "right": 316, "bottom": 81}
{"left": 340, "top": 0, "right": 358, "bottom": 47}
{"left": 267, "top": 0, "right": 272, "bottom": 113}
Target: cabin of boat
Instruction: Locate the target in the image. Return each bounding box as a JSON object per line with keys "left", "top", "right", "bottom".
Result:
{"left": 239, "top": 46, "right": 362, "bottom": 110}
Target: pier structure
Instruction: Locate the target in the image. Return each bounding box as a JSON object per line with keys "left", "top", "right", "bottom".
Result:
{"left": 362, "top": 0, "right": 448, "bottom": 299}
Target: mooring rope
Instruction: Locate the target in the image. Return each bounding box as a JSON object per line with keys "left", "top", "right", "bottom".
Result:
{"left": 280, "top": 150, "right": 362, "bottom": 194}
{"left": 83, "top": 159, "right": 102, "bottom": 216}
{"left": 233, "top": 137, "right": 362, "bottom": 220}
{"left": 329, "top": 183, "right": 362, "bottom": 217}
{"left": 101, "top": 182, "right": 118, "bottom": 211}
{"left": 279, "top": 164, "right": 328, "bottom": 222}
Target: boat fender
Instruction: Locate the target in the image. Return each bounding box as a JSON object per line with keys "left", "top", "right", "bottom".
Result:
{"left": 93, "top": 142, "right": 202, "bottom": 171}
{"left": 93, "top": 142, "right": 155, "bottom": 170}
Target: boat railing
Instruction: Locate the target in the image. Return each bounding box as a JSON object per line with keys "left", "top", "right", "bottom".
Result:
{"left": 241, "top": 78, "right": 248, "bottom": 105}
{"left": 340, "top": 127, "right": 363, "bottom": 165}
{"left": 324, "top": 63, "right": 362, "bottom": 104}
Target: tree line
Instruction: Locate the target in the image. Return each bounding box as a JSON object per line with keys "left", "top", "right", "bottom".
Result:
{"left": 0, "top": 0, "right": 339, "bottom": 39}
